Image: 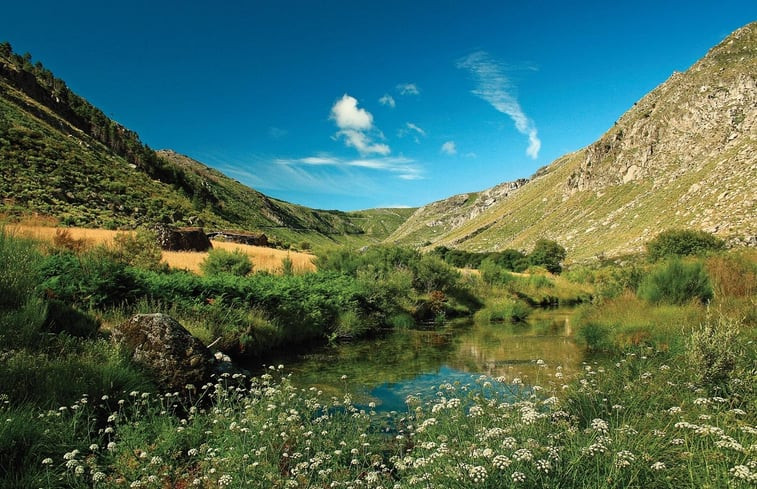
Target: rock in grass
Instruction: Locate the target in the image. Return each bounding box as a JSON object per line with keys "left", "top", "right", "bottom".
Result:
{"left": 113, "top": 313, "right": 213, "bottom": 392}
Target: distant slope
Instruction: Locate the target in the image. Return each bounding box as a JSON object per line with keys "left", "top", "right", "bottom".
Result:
{"left": 389, "top": 22, "right": 756, "bottom": 260}
{"left": 387, "top": 179, "right": 527, "bottom": 246}
{"left": 0, "top": 43, "right": 411, "bottom": 247}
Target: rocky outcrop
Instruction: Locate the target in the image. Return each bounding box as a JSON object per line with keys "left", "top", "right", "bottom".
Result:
{"left": 153, "top": 224, "right": 212, "bottom": 251}
{"left": 388, "top": 178, "right": 528, "bottom": 246}
{"left": 566, "top": 23, "right": 756, "bottom": 194}
{"left": 112, "top": 313, "right": 215, "bottom": 391}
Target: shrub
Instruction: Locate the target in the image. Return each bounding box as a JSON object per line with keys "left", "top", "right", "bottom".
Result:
{"left": 40, "top": 249, "right": 143, "bottom": 309}
{"left": 687, "top": 313, "right": 742, "bottom": 388}
{"left": 646, "top": 228, "right": 725, "bottom": 262}
{"left": 412, "top": 254, "right": 460, "bottom": 293}
{"left": 110, "top": 229, "right": 163, "bottom": 270}
{"left": 479, "top": 258, "right": 516, "bottom": 286}
{"left": 528, "top": 239, "right": 566, "bottom": 274}
{"left": 637, "top": 258, "right": 713, "bottom": 305}
{"left": 200, "top": 248, "right": 253, "bottom": 276}
{"left": 475, "top": 298, "right": 531, "bottom": 323}
{"left": 280, "top": 256, "right": 294, "bottom": 276}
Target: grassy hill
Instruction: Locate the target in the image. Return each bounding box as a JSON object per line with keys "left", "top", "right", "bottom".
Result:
{"left": 0, "top": 42, "right": 412, "bottom": 249}
{"left": 389, "top": 22, "right": 756, "bottom": 261}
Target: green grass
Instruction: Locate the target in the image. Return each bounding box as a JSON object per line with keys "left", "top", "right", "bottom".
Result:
{"left": 573, "top": 293, "right": 707, "bottom": 352}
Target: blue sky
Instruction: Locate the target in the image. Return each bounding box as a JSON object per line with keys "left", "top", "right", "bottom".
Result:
{"left": 2, "top": 1, "right": 754, "bottom": 210}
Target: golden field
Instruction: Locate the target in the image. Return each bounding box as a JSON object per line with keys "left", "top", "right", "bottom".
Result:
{"left": 6, "top": 224, "right": 316, "bottom": 274}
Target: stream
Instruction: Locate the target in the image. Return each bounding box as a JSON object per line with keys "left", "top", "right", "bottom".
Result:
{"left": 267, "top": 308, "right": 583, "bottom": 411}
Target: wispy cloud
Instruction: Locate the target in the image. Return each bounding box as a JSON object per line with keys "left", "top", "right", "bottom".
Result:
{"left": 397, "top": 83, "right": 420, "bottom": 96}
{"left": 397, "top": 122, "right": 426, "bottom": 143}
{"left": 441, "top": 141, "right": 457, "bottom": 155}
{"left": 330, "top": 94, "right": 390, "bottom": 156}
{"left": 457, "top": 51, "right": 541, "bottom": 159}
{"left": 378, "top": 94, "right": 396, "bottom": 108}
{"left": 405, "top": 122, "right": 426, "bottom": 137}
{"left": 278, "top": 155, "right": 423, "bottom": 180}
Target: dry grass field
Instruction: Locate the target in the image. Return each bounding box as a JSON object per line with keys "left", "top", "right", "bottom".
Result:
{"left": 163, "top": 241, "right": 315, "bottom": 274}
{"left": 5, "top": 224, "right": 316, "bottom": 274}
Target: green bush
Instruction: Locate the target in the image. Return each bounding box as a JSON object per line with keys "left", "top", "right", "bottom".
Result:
{"left": 412, "top": 254, "right": 460, "bottom": 293}
{"left": 687, "top": 313, "right": 742, "bottom": 389}
{"left": 646, "top": 228, "right": 725, "bottom": 262}
{"left": 479, "top": 258, "right": 516, "bottom": 286}
{"left": 528, "top": 239, "right": 566, "bottom": 274}
{"left": 200, "top": 248, "right": 253, "bottom": 276}
{"left": 110, "top": 229, "right": 164, "bottom": 270}
{"left": 475, "top": 298, "right": 531, "bottom": 323}
{"left": 40, "top": 249, "right": 143, "bottom": 309}
{"left": 637, "top": 258, "right": 713, "bottom": 305}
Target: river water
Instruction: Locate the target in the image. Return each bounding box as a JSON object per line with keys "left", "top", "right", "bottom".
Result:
{"left": 271, "top": 309, "right": 582, "bottom": 412}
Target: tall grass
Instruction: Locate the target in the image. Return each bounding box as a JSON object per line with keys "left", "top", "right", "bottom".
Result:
{"left": 574, "top": 292, "right": 706, "bottom": 352}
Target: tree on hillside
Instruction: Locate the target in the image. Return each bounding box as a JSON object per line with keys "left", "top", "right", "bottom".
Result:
{"left": 528, "top": 239, "right": 566, "bottom": 274}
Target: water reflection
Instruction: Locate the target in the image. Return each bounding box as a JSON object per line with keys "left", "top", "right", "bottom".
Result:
{"left": 279, "top": 309, "right": 582, "bottom": 410}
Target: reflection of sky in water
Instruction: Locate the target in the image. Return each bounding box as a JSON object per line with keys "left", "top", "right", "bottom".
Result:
{"left": 272, "top": 309, "right": 580, "bottom": 408}
{"left": 363, "top": 365, "right": 529, "bottom": 412}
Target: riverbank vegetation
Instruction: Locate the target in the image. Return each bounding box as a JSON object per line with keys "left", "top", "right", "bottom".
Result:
{"left": 1, "top": 227, "right": 754, "bottom": 487}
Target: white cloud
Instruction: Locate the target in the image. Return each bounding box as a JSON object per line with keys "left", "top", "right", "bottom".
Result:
{"left": 278, "top": 155, "right": 422, "bottom": 180}
{"left": 397, "top": 83, "right": 420, "bottom": 96}
{"left": 457, "top": 51, "right": 541, "bottom": 159}
{"left": 337, "top": 129, "right": 391, "bottom": 156}
{"left": 441, "top": 141, "right": 457, "bottom": 155}
{"left": 379, "top": 94, "right": 396, "bottom": 108}
{"left": 330, "top": 94, "right": 390, "bottom": 156}
{"left": 330, "top": 94, "right": 373, "bottom": 130}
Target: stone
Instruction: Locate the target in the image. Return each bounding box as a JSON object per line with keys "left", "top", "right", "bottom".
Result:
{"left": 112, "top": 313, "right": 214, "bottom": 392}
{"left": 153, "top": 224, "right": 212, "bottom": 251}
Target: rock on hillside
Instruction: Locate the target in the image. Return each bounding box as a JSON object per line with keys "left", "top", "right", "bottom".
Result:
{"left": 388, "top": 22, "right": 756, "bottom": 259}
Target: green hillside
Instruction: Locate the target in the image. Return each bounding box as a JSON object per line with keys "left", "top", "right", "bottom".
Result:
{"left": 0, "top": 43, "right": 412, "bottom": 248}
{"left": 389, "top": 22, "right": 757, "bottom": 261}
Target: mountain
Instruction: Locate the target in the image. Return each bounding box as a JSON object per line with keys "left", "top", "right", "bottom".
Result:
{"left": 0, "top": 43, "right": 413, "bottom": 248}
{"left": 388, "top": 22, "right": 756, "bottom": 261}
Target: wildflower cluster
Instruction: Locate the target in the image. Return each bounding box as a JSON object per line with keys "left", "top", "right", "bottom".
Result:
{"left": 26, "top": 348, "right": 757, "bottom": 488}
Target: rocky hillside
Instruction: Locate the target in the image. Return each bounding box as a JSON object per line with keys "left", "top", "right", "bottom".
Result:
{"left": 388, "top": 178, "right": 527, "bottom": 246}
{"left": 389, "top": 22, "right": 756, "bottom": 261}
{"left": 0, "top": 43, "right": 412, "bottom": 248}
